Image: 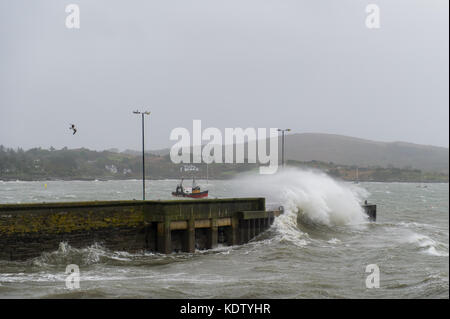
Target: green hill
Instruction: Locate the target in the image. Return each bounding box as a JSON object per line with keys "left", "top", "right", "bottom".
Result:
{"left": 283, "top": 133, "right": 449, "bottom": 173}
{"left": 147, "top": 133, "right": 449, "bottom": 173}
{"left": 0, "top": 145, "right": 447, "bottom": 182}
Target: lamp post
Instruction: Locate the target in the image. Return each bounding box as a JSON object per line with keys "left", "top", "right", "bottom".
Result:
{"left": 133, "top": 110, "right": 151, "bottom": 200}
{"left": 205, "top": 154, "right": 212, "bottom": 185}
{"left": 277, "top": 128, "right": 291, "bottom": 168}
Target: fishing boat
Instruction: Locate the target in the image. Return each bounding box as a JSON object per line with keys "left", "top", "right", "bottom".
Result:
{"left": 172, "top": 178, "right": 209, "bottom": 198}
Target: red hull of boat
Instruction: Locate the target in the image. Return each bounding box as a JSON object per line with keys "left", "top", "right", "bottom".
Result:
{"left": 172, "top": 191, "right": 208, "bottom": 198}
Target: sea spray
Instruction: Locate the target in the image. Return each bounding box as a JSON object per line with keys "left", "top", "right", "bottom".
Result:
{"left": 231, "top": 168, "right": 369, "bottom": 228}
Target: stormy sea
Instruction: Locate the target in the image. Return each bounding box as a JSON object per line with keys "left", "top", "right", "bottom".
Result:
{"left": 0, "top": 169, "right": 448, "bottom": 298}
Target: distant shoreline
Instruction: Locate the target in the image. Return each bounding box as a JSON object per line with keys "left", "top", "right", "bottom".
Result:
{"left": 1, "top": 146, "right": 448, "bottom": 184}
{"left": 0, "top": 177, "right": 448, "bottom": 184}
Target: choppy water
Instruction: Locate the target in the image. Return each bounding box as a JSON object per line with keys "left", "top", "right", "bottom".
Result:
{"left": 0, "top": 169, "right": 448, "bottom": 298}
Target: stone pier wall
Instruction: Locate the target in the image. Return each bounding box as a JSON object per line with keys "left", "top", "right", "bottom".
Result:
{"left": 0, "top": 198, "right": 280, "bottom": 260}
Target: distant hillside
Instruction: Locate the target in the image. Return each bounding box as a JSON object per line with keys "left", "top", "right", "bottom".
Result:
{"left": 283, "top": 133, "right": 448, "bottom": 173}
{"left": 0, "top": 145, "right": 447, "bottom": 182}
{"left": 147, "top": 133, "right": 448, "bottom": 173}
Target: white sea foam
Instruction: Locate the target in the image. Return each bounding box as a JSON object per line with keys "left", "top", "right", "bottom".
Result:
{"left": 407, "top": 233, "right": 449, "bottom": 257}
{"left": 231, "top": 168, "right": 369, "bottom": 246}
{"left": 234, "top": 168, "right": 368, "bottom": 226}
{"left": 328, "top": 238, "right": 341, "bottom": 244}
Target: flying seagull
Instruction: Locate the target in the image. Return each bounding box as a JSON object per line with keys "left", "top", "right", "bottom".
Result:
{"left": 69, "top": 124, "right": 77, "bottom": 135}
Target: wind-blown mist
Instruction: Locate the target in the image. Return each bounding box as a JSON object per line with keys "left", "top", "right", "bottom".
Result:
{"left": 231, "top": 168, "right": 369, "bottom": 226}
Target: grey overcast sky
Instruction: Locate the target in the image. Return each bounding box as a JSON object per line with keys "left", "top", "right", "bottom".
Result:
{"left": 0, "top": 0, "right": 448, "bottom": 151}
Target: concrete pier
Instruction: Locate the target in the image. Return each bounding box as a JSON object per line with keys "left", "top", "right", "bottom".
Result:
{"left": 363, "top": 204, "right": 377, "bottom": 221}
{"left": 0, "top": 198, "right": 282, "bottom": 260}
